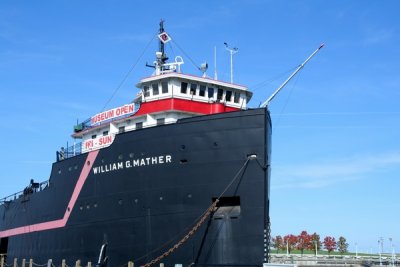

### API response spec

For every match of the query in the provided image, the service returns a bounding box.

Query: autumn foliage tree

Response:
[274,232,347,255]
[311,232,322,255]
[323,236,337,254]
[284,234,298,254]
[272,235,284,253]
[296,231,313,255]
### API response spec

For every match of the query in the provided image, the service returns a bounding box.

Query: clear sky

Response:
[1,0,399,254]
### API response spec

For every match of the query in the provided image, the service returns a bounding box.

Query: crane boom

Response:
[260,44,324,108]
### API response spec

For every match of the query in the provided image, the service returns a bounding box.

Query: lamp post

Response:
[355,242,358,258]
[313,240,318,257]
[389,238,395,267]
[378,237,383,266]
[224,42,238,83]
[286,239,289,258]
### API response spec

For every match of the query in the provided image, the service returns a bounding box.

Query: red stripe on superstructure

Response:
[0,150,99,238]
[134,98,238,116]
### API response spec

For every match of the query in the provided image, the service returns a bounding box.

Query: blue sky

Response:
[1,1,399,254]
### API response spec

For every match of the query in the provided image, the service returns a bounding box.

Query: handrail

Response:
[0,180,49,205]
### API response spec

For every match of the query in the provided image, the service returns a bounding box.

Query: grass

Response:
[270,249,378,257]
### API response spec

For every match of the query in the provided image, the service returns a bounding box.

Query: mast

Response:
[260,44,324,108]
[158,20,168,66]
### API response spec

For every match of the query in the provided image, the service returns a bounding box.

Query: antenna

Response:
[214,46,218,80]
[224,42,239,83]
[260,44,325,108]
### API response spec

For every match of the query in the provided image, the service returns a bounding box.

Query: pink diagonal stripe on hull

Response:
[0,150,99,238]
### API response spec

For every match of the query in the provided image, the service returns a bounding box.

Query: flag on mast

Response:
[158,32,171,43]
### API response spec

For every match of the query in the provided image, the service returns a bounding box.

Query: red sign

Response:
[158,32,171,44]
[91,104,135,125]
[83,135,114,152]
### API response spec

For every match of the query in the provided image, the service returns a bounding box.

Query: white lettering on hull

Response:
[92,154,172,175]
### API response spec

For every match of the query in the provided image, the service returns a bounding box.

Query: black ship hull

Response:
[0,108,271,267]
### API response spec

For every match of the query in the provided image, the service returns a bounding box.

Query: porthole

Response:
[87,161,91,166]
[118,154,123,160]
[94,203,98,208]
[74,165,78,170]
[134,199,139,204]
[101,158,105,163]
[68,167,72,172]
[58,169,62,174]
[181,145,186,150]
[86,204,90,210]
[187,194,192,198]
[129,153,134,158]
[80,205,83,211]
[159,196,163,201]
[118,199,123,205]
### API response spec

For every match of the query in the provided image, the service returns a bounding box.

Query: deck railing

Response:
[0,180,49,205]
[0,257,136,267]
[56,142,82,161]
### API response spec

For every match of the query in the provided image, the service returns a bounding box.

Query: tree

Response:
[296,231,312,255]
[283,234,298,254]
[323,236,337,254]
[272,235,284,253]
[311,232,322,255]
[337,236,349,254]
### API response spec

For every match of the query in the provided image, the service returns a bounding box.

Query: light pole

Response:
[355,242,358,258]
[313,240,318,257]
[224,42,238,83]
[389,238,395,267]
[378,237,383,266]
[286,239,289,258]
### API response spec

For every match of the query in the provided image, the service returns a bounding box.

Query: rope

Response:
[100,33,156,112]
[140,157,251,267]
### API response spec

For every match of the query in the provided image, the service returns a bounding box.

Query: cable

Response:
[273,69,302,127]
[100,33,156,112]
[171,39,200,70]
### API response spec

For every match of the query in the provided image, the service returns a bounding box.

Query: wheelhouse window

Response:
[199,85,206,97]
[190,84,197,95]
[226,90,232,102]
[181,82,188,94]
[143,86,150,97]
[161,81,168,94]
[102,131,108,136]
[217,88,224,101]
[234,92,240,103]
[91,134,97,139]
[152,83,159,95]
[136,122,143,129]
[208,87,214,98]
[118,126,125,133]
[157,118,165,125]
